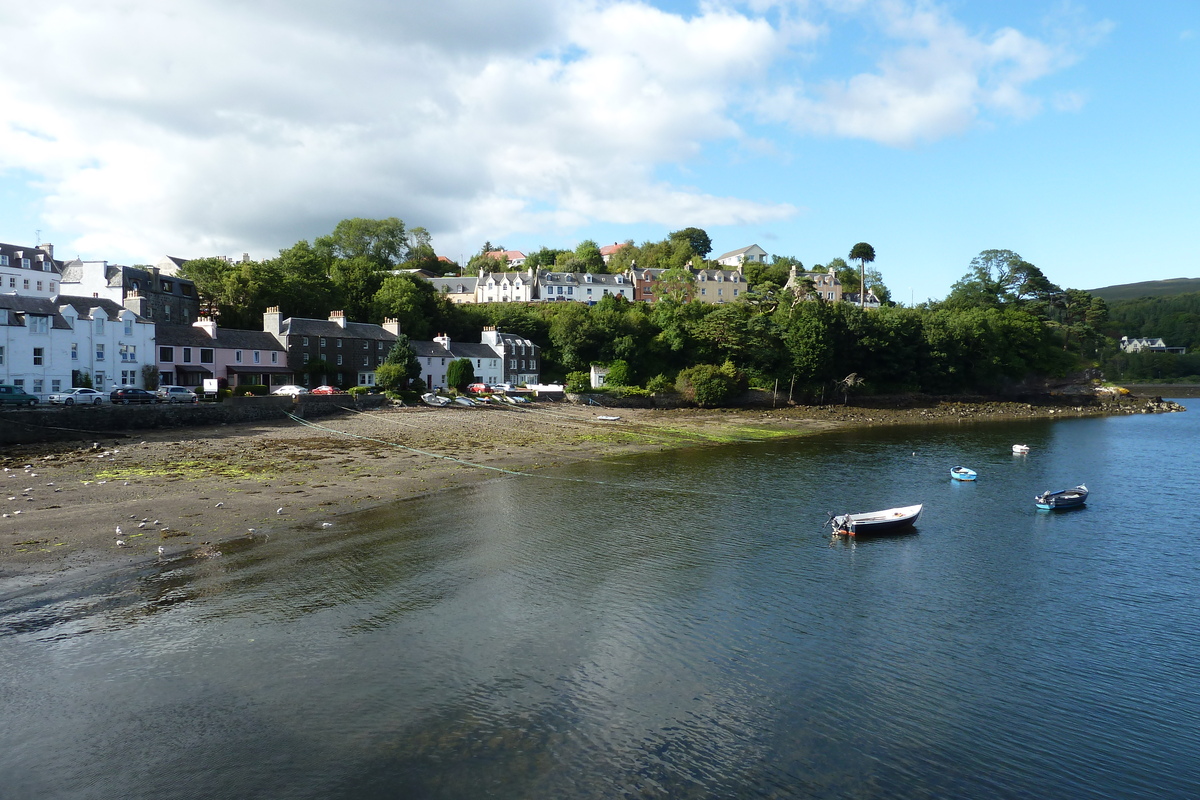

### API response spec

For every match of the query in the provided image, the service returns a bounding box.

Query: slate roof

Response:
[714,244,764,262]
[281,317,398,342]
[56,295,150,323]
[156,325,286,351]
[411,340,500,360]
[427,276,478,294]
[0,295,73,329]
[0,242,61,275]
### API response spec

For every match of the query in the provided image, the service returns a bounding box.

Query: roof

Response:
[600,242,630,255]
[714,244,765,261]
[157,325,286,350]
[427,277,478,293]
[56,295,150,323]
[281,317,398,342]
[411,339,502,360]
[0,295,73,329]
[0,242,62,275]
[484,250,527,261]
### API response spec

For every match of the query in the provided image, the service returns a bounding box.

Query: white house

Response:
[714,244,768,268]
[0,295,74,398]
[477,269,536,303]
[1,242,61,298]
[537,271,633,304]
[1119,336,1185,354]
[411,329,540,390]
[56,297,156,392]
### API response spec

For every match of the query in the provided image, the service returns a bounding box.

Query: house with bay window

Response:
[156,319,290,389]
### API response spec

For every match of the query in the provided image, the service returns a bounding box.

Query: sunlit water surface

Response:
[2,406,1199,799]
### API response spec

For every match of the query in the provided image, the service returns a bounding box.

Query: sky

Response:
[1,0,1196,304]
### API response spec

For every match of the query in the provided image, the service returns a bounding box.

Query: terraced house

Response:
[262,308,399,389]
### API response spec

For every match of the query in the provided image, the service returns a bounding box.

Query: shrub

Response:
[217,388,233,402]
[675,361,747,407]
[232,384,269,396]
[566,371,591,393]
[348,386,370,397]
[646,374,675,394]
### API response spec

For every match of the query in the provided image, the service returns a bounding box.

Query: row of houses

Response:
[2,240,541,397]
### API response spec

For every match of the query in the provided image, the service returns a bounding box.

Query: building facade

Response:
[58,260,201,325]
[262,308,399,388]
[157,319,291,389]
[0,242,61,298]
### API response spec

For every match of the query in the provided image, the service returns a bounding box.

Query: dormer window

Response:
[162,280,173,292]
[584,274,592,283]
[615,275,624,284]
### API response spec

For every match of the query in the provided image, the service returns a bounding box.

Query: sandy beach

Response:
[0,394,1183,580]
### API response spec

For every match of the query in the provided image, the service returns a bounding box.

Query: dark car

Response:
[0,384,39,407]
[110,387,157,405]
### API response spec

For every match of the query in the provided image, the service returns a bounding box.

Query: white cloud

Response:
[0,0,1095,262]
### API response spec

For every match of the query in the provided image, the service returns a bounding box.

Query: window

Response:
[120,344,136,362]
[182,347,192,363]
[7,277,13,288]
[161,280,173,292]
[363,357,369,366]
[363,341,369,350]
[121,370,136,385]
[36,281,43,291]
[271,352,278,364]
[23,279,30,290]
[163,305,171,321]
[124,319,134,336]
[50,282,56,293]
[182,284,193,296]
[160,347,174,362]
[29,315,50,334]
[253,351,260,364]
[13,379,23,388]
[235,350,243,363]
[200,349,213,363]
[96,343,105,361]
[319,338,326,347]
[0,255,7,265]
[131,280,140,292]
[0,309,6,324]
[21,258,30,268]
[303,353,310,364]
[71,343,78,361]
[51,379,61,393]
[95,317,104,334]
[302,337,309,346]
[33,379,43,394]
[0,345,4,364]
[378,341,384,350]
[336,339,342,348]
[33,347,45,366]
[336,355,343,365]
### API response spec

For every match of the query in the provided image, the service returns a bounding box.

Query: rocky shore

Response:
[0,392,1184,581]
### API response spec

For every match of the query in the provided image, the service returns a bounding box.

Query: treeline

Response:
[1100,291,1200,352]
[181,220,1102,399]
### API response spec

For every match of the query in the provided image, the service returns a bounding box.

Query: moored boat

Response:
[1035,484,1088,510]
[828,504,922,537]
[1012,444,1030,454]
[950,466,977,481]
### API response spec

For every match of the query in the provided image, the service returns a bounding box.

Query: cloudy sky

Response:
[1,0,1196,302]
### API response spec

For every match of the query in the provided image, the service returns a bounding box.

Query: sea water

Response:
[1,406,1198,799]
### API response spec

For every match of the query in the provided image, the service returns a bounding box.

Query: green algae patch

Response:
[95,461,269,481]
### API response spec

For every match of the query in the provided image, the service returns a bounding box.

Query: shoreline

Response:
[0,395,1184,582]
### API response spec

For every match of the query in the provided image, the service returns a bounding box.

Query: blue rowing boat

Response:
[950,466,977,481]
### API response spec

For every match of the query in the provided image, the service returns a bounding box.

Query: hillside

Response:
[1089,277,1200,302]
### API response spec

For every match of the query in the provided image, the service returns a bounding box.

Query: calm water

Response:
[2,406,1199,799]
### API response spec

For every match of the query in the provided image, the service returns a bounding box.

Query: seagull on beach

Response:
[157,546,165,557]
[321,522,333,528]
[215,502,224,508]
[277,508,284,514]
[116,540,126,547]
[115,526,122,535]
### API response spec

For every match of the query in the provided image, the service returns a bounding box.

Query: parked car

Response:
[48,387,107,405]
[310,385,346,395]
[156,385,199,403]
[110,387,157,405]
[0,384,39,406]
[272,385,309,396]
[467,383,490,394]
[492,383,514,393]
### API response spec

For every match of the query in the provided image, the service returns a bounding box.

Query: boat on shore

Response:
[950,466,977,481]
[828,504,923,537]
[1035,485,1088,510]
[453,396,477,407]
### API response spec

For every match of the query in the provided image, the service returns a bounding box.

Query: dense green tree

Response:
[675,361,745,406]
[574,240,605,273]
[374,274,442,339]
[375,334,423,390]
[446,358,476,391]
[315,217,409,269]
[524,247,571,270]
[944,249,1060,310]
[669,227,713,259]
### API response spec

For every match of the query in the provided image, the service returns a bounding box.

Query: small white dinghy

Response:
[1012,444,1030,454]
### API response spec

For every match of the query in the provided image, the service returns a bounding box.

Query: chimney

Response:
[329,310,347,328]
[433,333,451,350]
[382,317,401,336]
[38,243,54,259]
[123,293,149,318]
[193,317,217,338]
[263,306,283,337]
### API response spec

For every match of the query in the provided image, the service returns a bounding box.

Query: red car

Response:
[311,385,346,395]
[467,383,490,394]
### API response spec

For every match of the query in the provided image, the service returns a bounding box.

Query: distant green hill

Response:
[1089,278,1200,302]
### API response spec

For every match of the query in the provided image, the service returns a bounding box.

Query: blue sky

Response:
[1,1,1196,303]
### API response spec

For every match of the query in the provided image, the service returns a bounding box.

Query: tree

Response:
[446,358,476,391]
[574,240,605,273]
[837,372,865,404]
[944,250,1060,310]
[669,227,713,259]
[848,243,876,308]
[374,274,441,340]
[315,218,409,269]
[375,334,423,390]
